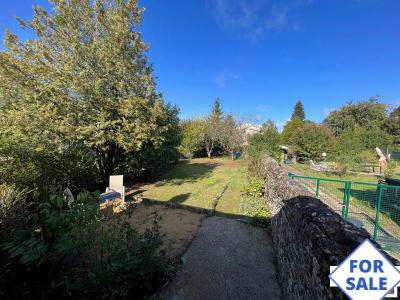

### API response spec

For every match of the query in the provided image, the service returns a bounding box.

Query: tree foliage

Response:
[247,122,281,159]
[220,115,245,159]
[336,125,393,167]
[291,100,305,121]
[179,101,244,159]
[291,123,337,161]
[204,99,224,158]
[0,0,180,191]
[0,192,170,298]
[281,117,304,144]
[178,100,245,159]
[324,98,387,136]
[383,106,400,137]
[179,118,207,158]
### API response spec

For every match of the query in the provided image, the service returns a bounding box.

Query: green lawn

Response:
[287,162,382,184]
[140,157,247,215]
[287,162,400,253]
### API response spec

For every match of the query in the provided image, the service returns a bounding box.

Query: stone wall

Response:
[262,156,398,299]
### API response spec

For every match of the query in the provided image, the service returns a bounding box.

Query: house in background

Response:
[240,123,262,140]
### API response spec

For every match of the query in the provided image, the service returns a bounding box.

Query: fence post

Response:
[316,179,320,197]
[344,182,352,220]
[341,182,348,219]
[373,185,383,241]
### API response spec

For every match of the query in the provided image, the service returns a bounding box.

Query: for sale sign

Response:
[329,239,400,299]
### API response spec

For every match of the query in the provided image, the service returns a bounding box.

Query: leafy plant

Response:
[76,191,100,205]
[324,98,388,136]
[242,177,265,198]
[291,123,337,162]
[1,193,171,299]
[64,210,172,299]
[247,158,265,179]
[384,161,397,178]
[0,183,27,235]
[359,150,377,164]
[281,117,303,144]
[179,118,207,158]
[239,195,270,227]
[0,0,181,194]
[2,195,98,267]
[247,123,281,159]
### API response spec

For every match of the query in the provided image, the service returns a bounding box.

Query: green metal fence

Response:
[288,172,400,253]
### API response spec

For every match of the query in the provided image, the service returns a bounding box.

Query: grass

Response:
[140,157,247,216]
[287,162,400,255]
[287,162,382,184]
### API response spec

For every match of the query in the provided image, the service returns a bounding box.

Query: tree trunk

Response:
[205,140,214,159]
[96,144,118,185]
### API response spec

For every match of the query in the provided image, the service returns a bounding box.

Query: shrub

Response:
[239,196,270,227]
[241,161,270,227]
[281,117,304,143]
[291,123,337,162]
[60,206,171,299]
[1,195,171,299]
[335,126,393,169]
[384,161,397,178]
[0,137,99,200]
[178,119,206,158]
[0,184,27,234]
[242,177,265,197]
[359,150,377,164]
[324,98,388,136]
[247,125,281,159]
[247,158,265,179]
[76,191,100,205]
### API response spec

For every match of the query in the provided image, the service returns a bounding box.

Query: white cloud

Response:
[208,0,314,40]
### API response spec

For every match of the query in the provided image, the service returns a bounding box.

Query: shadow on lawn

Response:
[168,193,191,204]
[141,195,260,226]
[153,161,219,186]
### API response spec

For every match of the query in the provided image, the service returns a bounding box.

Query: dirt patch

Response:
[101,200,204,263]
[129,202,204,262]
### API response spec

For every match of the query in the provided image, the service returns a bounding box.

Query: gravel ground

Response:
[156,216,281,300]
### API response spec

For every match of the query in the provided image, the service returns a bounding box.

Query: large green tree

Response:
[204,99,224,158]
[179,118,207,158]
[247,121,281,159]
[291,124,337,161]
[324,98,387,136]
[220,115,244,159]
[291,100,305,121]
[281,117,304,144]
[384,106,400,137]
[336,125,393,166]
[0,0,180,189]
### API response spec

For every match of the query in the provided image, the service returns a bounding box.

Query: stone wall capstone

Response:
[262,156,399,299]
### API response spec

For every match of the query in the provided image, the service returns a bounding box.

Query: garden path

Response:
[156,216,281,300]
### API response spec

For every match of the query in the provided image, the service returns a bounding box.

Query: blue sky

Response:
[1,1,400,129]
